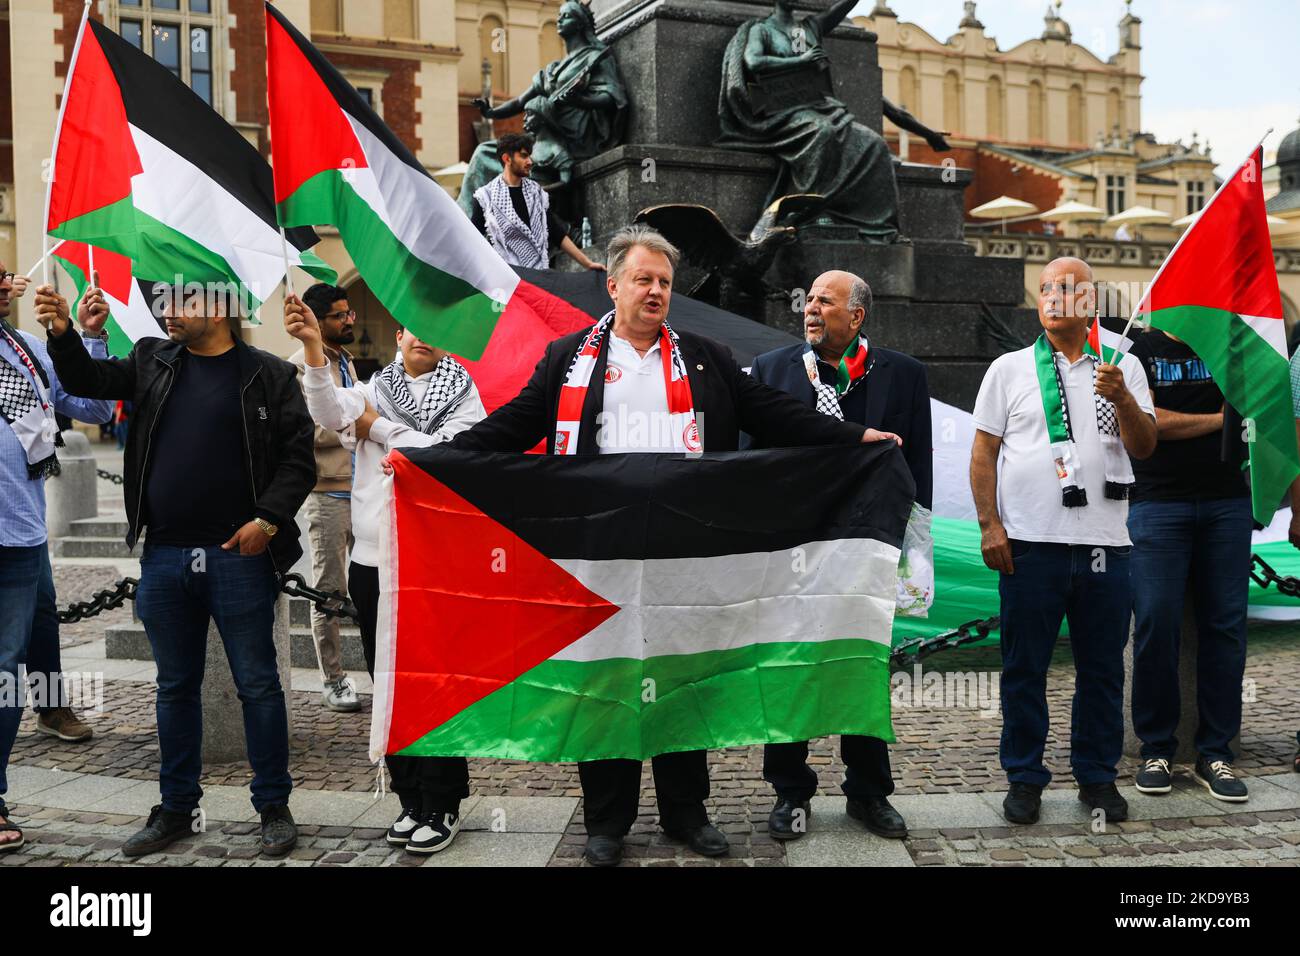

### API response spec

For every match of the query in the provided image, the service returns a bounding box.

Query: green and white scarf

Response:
[1032,333,1133,507]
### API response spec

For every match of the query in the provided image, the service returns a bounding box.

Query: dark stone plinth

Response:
[913,253,1026,307]
[592,0,882,149]
[896,162,975,255]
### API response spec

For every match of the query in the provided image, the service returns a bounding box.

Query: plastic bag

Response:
[895,503,934,617]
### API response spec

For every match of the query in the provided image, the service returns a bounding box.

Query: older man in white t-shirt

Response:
[970,257,1156,827]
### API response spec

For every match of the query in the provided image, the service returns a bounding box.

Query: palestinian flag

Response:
[266,3,517,360]
[371,444,914,762]
[1135,146,1299,525]
[45,13,332,312]
[1085,320,1132,365]
[51,241,162,358]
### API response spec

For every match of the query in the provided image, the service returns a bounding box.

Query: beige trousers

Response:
[305,492,353,682]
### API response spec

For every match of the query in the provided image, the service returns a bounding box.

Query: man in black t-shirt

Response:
[1126,329,1252,803]
[468,132,604,272]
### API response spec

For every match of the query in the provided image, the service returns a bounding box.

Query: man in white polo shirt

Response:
[970,257,1156,826]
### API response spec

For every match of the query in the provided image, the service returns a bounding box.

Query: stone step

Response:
[52,536,136,558]
[106,623,367,671]
[66,515,130,538]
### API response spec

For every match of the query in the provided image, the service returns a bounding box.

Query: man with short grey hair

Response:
[746,268,931,841]
[451,227,902,865]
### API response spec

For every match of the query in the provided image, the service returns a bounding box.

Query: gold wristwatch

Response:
[254,518,279,538]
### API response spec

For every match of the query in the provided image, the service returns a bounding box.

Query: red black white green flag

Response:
[370,443,913,762]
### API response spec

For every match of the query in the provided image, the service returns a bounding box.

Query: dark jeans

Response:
[135,543,292,814]
[578,750,710,837]
[350,562,469,815]
[999,540,1131,787]
[27,548,66,714]
[1129,497,1251,763]
[764,735,894,803]
[0,544,43,801]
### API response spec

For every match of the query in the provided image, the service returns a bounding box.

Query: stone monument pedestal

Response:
[45,429,98,540]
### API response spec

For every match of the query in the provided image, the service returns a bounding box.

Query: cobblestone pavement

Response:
[8,559,1297,867]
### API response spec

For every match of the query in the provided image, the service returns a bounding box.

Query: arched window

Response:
[898,65,918,112]
[1027,79,1045,142]
[1068,84,1085,145]
[1106,88,1122,137]
[943,70,964,136]
[480,15,508,96]
[539,19,563,67]
[985,74,1004,140]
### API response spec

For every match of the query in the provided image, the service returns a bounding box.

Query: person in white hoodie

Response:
[284,294,485,856]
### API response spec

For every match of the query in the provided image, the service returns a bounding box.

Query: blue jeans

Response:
[1128,498,1252,763]
[135,543,291,813]
[0,544,44,803]
[999,540,1132,787]
[26,549,66,713]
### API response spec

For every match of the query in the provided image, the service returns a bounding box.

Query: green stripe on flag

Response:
[53,252,134,359]
[1148,305,1300,525]
[279,169,502,360]
[395,639,894,762]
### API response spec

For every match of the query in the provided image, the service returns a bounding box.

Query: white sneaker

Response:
[322,676,362,713]
[386,808,420,846]
[405,812,461,855]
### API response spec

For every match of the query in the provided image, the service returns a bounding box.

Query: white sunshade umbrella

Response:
[1040,200,1105,222]
[1174,210,1291,234]
[1107,205,1171,227]
[969,195,1040,233]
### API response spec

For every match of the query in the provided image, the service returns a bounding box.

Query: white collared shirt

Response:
[596,334,683,454]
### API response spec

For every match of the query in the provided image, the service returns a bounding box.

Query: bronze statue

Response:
[458,0,627,216]
[716,0,906,242]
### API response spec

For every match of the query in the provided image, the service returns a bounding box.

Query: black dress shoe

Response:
[259,804,298,857]
[122,805,194,858]
[768,798,812,841]
[665,823,730,857]
[846,797,908,839]
[1078,782,1129,823]
[584,834,624,867]
[1003,782,1043,825]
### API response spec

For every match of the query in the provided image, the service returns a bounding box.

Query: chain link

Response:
[96,469,125,485]
[1250,554,1300,599]
[890,615,1000,667]
[277,572,359,621]
[56,577,139,624]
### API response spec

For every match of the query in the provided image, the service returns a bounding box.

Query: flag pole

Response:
[1110,130,1275,363]
[279,227,295,297]
[39,0,93,289]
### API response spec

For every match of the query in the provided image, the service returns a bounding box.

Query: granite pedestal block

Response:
[45,430,98,541]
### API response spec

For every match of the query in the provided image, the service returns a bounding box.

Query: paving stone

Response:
[784,831,912,867]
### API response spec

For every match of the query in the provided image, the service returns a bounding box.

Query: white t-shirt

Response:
[596,334,682,454]
[972,344,1154,547]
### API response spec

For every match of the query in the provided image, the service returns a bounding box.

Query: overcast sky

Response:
[850,0,1300,175]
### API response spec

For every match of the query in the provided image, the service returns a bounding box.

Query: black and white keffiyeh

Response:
[474,175,550,269]
[371,354,472,436]
[0,319,62,479]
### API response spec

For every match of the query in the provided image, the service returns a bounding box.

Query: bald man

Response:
[746,269,931,841]
[971,257,1156,827]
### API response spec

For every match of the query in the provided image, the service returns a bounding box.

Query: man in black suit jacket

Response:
[450,227,901,866]
[746,269,932,842]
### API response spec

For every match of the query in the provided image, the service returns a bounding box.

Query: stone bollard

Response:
[201,593,295,764]
[45,429,98,540]
[1123,586,1241,764]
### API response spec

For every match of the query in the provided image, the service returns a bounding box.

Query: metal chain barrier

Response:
[1249,554,1300,600]
[890,616,1000,667]
[277,572,359,622]
[54,572,359,622]
[96,469,125,485]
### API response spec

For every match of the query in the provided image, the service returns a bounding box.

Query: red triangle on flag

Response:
[384,451,621,755]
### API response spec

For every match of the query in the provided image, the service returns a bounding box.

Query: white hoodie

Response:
[301,361,485,566]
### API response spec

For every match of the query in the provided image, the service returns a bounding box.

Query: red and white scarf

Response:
[554,311,699,455]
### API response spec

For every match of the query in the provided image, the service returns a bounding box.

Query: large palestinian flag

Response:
[371,444,914,762]
[265,3,517,360]
[1135,146,1298,525]
[45,13,332,312]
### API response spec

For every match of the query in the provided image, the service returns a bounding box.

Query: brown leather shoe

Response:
[35,708,93,743]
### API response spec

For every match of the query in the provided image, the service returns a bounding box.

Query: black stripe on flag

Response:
[87,19,320,255]
[263,2,428,179]
[397,443,915,562]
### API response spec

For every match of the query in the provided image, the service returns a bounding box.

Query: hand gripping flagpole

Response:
[38,0,93,290]
[1109,130,1275,365]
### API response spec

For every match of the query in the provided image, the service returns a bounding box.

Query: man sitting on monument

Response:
[745,269,931,842]
[469,132,604,273]
[717,0,902,242]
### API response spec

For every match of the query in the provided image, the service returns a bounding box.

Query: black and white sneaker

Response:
[405,812,461,855]
[1134,757,1173,794]
[386,808,420,846]
[1193,757,1249,802]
